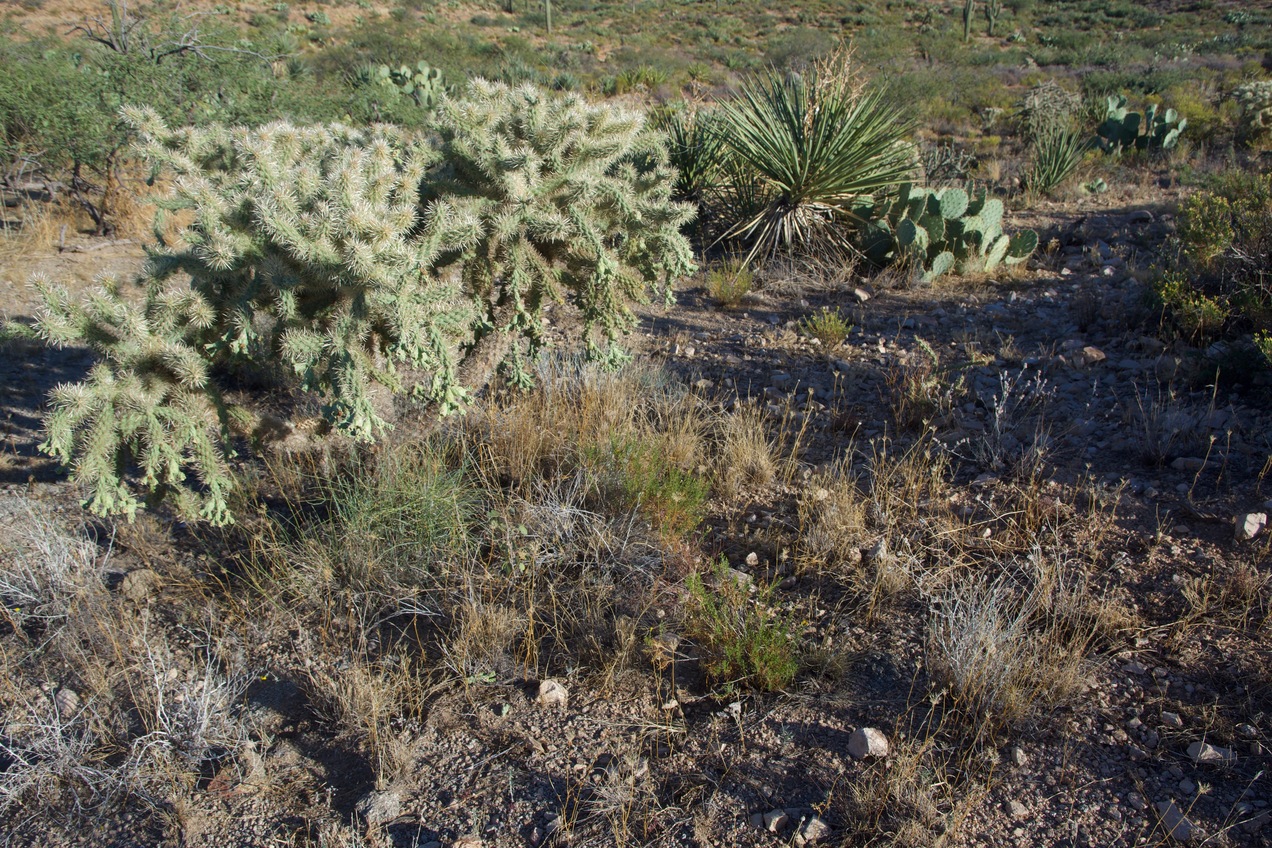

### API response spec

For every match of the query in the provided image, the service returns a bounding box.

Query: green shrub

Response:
[583,434,709,540]
[27,82,695,524]
[1152,173,1272,356]
[705,258,755,308]
[798,307,852,348]
[685,560,799,693]
[1024,124,1093,196]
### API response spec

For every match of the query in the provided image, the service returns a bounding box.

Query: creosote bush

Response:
[28,81,695,525]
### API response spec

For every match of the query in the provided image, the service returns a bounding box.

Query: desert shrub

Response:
[1152,172,1272,355]
[25,82,695,525]
[705,258,755,308]
[685,560,799,693]
[583,433,709,540]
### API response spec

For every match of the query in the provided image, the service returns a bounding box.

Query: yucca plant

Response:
[1024,124,1092,197]
[716,51,918,265]
[654,105,726,205]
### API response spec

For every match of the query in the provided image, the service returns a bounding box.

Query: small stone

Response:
[796,815,832,846]
[1235,512,1267,541]
[53,686,81,716]
[1161,711,1183,728]
[1236,723,1258,739]
[1156,799,1196,842]
[848,727,889,760]
[1170,457,1206,472]
[538,679,569,709]
[852,287,871,303]
[1010,745,1028,767]
[745,551,760,567]
[1080,346,1106,365]
[1123,661,1148,675]
[1128,792,1147,811]
[1188,741,1235,765]
[1179,778,1197,795]
[453,837,484,848]
[120,568,161,603]
[764,809,790,832]
[1006,799,1029,819]
[355,788,402,824]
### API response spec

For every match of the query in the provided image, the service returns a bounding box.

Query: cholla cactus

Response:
[34,82,695,525]
[34,278,236,524]
[1233,80,1272,142]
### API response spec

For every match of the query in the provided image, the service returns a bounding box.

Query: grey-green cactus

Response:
[861,185,1037,282]
[1097,96,1186,154]
[353,60,448,111]
[1233,80,1272,143]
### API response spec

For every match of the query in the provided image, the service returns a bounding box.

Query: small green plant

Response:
[685,560,799,693]
[705,259,754,308]
[584,434,709,540]
[1096,95,1187,154]
[859,185,1037,281]
[798,306,852,347]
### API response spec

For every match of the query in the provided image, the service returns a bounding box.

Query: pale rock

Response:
[1188,740,1235,765]
[120,568,161,603]
[355,787,402,824]
[53,686,80,716]
[796,815,832,846]
[764,809,790,832]
[1235,512,1267,541]
[1006,799,1029,819]
[848,727,889,759]
[1161,711,1183,728]
[538,679,569,709]
[852,287,871,303]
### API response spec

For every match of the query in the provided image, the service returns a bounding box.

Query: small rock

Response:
[1235,512,1267,541]
[1123,661,1148,675]
[1156,799,1197,843]
[764,809,790,832]
[1009,745,1028,767]
[745,551,760,567]
[796,815,832,846]
[538,679,569,709]
[862,538,887,564]
[1079,346,1106,365]
[852,287,871,303]
[1188,741,1235,765]
[355,787,402,824]
[848,727,889,760]
[1161,711,1183,728]
[120,568,161,603]
[1170,457,1206,472]
[1006,799,1029,819]
[52,686,81,716]
[453,837,484,848]
[1179,778,1197,795]
[1127,792,1147,811]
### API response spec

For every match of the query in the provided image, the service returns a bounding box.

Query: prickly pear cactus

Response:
[353,60,448,111]
[1233,80,1272,143]
[860,184,1036,281]
[1098,95,1186,154]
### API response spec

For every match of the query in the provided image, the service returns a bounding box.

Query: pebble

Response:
[355,787,402,824]
[538,679,569,709]
[1161,711,1183,728]
[848,727,889,759]
[1155,799,1196,843]
[1188,740,1236,765]
[764,809,790,832]
[1235,512,1267,541]
[796,815,832,845]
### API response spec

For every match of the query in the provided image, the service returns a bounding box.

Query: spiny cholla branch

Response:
[35,82,696,525]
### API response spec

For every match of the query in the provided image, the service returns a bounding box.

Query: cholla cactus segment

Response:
[426,80,696,365]
[34,278,235,525]
[1233,80,1272,141]
[129,110,472,442]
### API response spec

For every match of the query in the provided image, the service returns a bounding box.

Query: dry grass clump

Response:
[0,501,254,824]
[714,401,780,499]
[926,546,1101,735]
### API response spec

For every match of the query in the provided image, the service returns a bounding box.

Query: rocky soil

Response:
[1,195,1270,847]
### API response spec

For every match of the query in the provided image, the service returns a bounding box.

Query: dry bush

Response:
[715,402,779,499]
[800,465,870,569]
[927,547,1100,734]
